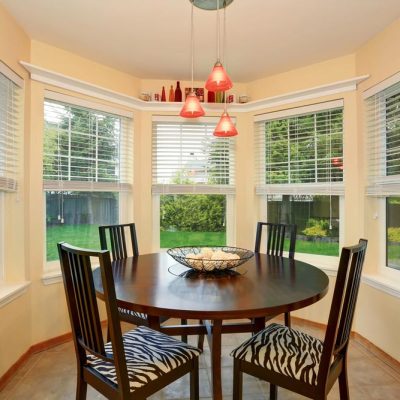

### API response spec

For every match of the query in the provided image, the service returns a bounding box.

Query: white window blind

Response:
[255,102,344,195]
[365,80,400,196]
[152,117,235,194]
[0,63,23,192]
[43,98,133,192]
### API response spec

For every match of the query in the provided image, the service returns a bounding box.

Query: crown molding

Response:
[20,61,368,113]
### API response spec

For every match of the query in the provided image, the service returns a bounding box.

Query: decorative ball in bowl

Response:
[167,246,254,272]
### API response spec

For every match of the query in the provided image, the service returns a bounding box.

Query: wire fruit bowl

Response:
[167,246,254,272]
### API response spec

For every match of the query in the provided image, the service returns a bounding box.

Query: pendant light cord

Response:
[191,1,194,91]
[216,0,220,62]
[223,3,227,112]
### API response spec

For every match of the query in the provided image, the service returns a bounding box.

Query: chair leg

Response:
[338,356,350,400]
[270,383,277,400]
[181,319,188,343]
[190,358,200,400]
[76,371,87,400]
[232,359,243,400]
[284,312,291,328]
[197,320,204,351]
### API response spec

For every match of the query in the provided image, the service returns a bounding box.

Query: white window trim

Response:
[254,99,344,122]
[0,60,24,88]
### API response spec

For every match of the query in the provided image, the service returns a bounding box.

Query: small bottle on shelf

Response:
[174,81,182,102]
[169,85,175,102]
[161,86,166,102]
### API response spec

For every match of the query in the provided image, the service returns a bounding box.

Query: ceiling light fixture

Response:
[180,1,205,118]
[202,0,233,92]
[191,0,237,137]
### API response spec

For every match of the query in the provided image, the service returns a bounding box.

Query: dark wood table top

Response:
[94,252,329,320]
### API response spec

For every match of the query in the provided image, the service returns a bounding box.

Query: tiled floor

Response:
[1,318,400,399]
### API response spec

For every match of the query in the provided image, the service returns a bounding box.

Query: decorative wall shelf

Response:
[21,61,368,113]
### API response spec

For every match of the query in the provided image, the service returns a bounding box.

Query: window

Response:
[152,116,235,248]
[0,62,23,279]
[0,62,23,192]
[366,79,400,270]
[43,95,133,263]
[255,101,344,256]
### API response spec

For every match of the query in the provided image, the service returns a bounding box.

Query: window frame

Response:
[0,61,24,287]
[42,92,134,272]
[255,100,345,260]
[151,116,236,250]
[364,76,400,274]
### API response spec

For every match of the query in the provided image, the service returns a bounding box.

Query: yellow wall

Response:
[0,5,31,378]
[247,54,357,100]
[1,2,400,381]
[31,40,141,97]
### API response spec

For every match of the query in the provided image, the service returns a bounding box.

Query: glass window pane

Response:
[46,191,119,261]
[267,195,340,256]
[387,197,400,270]
[160,194,226,248]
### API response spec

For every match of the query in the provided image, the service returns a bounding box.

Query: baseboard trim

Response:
[0,332,72,391]
[0,321,107,392]
[291,315,400,371]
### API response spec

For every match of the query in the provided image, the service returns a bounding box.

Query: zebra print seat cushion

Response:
[118,307,147,321]
[231,323,323,386]
[87,325,201,392]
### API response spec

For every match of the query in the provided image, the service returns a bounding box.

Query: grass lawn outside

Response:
[388,243,400,270]
[47,224,102,261]
[46,225,340,262]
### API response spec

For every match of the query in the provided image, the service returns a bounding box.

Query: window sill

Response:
[0,281,31,308]
[294,252,339,276]
[362,274,400,298]
[42,270,63,285]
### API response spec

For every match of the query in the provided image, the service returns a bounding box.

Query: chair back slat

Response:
[58,242,131,394]
[59,244,106,356]
[317,239,368,386]
[99,223,139,261]
[255,222,297,259]
[335,240,367,353]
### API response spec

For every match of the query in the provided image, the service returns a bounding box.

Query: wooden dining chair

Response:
[99,223,188,342]
[58,242,201,400]
[254,221,297,259]
[231,239,368,400]
[255,221,297,327]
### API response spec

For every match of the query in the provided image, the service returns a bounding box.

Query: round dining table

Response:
[94,252,329,400]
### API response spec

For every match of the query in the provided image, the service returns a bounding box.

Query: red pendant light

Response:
[180,2,205,119]
[205,61,233,92]
[213,111,237,137]
[180,91,205,118]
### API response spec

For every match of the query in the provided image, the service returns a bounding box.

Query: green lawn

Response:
[161,231,339,255]
[46,225,340,261]
[160,231,226,248]
[47,224,102,261]
[388,243,400,270]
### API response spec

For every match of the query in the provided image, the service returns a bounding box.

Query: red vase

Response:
[161,86,166,102]
[174,81,182,102]
[207,91,215,103]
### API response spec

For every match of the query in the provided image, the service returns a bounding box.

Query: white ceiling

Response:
[2,0,400,82]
